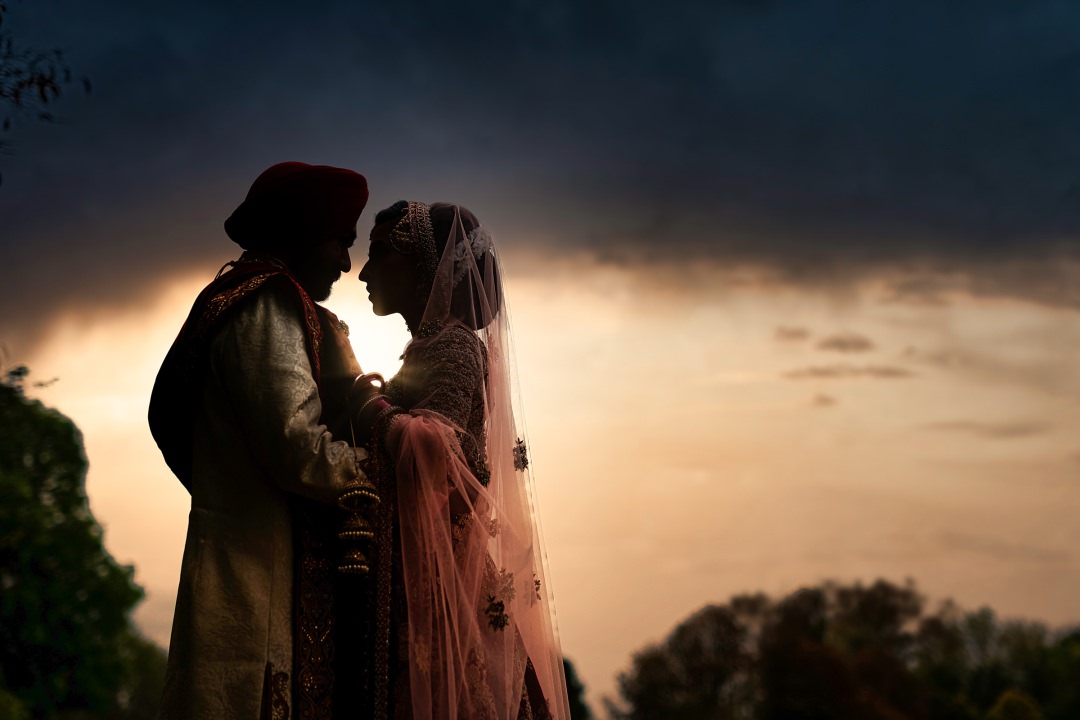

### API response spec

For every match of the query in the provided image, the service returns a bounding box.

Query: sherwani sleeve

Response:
[209,283,363,503]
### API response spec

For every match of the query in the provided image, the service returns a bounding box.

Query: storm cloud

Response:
[4,0,1080,353]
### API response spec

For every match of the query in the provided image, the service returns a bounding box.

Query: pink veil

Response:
[382,204,571,720]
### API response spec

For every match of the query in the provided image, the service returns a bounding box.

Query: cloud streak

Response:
[817,333,875,353]
[937,531,1067,564]
[923,420,1053,439]
[775,326,811,342]
[784,364,915,380]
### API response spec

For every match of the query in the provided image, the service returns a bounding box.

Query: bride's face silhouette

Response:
[358,224,424,319]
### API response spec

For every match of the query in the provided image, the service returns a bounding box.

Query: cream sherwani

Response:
[157,284,363,719]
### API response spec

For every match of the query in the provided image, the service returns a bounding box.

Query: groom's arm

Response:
[210,283,365,503]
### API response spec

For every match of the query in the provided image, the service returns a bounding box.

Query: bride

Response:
[338,201,571,720]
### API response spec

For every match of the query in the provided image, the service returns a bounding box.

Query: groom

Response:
[149,162,374,719]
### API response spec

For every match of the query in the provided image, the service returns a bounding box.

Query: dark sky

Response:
[4,0,1080,353]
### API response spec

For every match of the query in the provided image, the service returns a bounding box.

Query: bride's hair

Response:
[373,200,408,227]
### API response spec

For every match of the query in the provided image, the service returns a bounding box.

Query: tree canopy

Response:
[564,657,594,720]
[607,579,1080,720]
[0,366,164,719]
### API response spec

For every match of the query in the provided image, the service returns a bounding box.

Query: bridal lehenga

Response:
[336,202,571,720]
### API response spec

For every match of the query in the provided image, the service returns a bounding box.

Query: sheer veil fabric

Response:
[382,204,571,720]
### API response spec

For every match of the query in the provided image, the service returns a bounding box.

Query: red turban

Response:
[224,162,369,250]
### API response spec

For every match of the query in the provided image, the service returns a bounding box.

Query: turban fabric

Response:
[225,162,369,250]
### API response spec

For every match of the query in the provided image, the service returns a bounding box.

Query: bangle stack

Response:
[356,393,388,419]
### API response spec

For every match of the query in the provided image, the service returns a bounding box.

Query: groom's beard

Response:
[309,276,338,302]
[292,269,339,302]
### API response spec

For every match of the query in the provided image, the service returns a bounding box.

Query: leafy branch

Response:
[0,0,90,156]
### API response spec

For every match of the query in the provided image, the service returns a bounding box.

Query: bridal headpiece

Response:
[389,201,438,283]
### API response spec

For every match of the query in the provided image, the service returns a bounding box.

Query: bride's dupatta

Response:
[373,203,570,720]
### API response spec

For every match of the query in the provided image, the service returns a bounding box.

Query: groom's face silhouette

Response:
[285,230,356,302]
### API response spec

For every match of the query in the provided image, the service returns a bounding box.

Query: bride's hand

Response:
[348,373,391,433]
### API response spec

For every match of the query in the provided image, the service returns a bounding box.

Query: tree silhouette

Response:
[608,604,753,720]
[563,658,594,720]
[0,366,164,719]
[0,1,90,181]
[608,579,1080,720]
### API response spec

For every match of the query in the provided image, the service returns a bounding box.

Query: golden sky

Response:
[22,254,1080,709]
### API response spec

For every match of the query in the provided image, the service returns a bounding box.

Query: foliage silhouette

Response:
[0,366,165,719]
[0,1,90,185]
[608,579,1080,720]
[564,657,594,719]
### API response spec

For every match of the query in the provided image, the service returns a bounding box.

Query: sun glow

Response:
[327,279,411,379]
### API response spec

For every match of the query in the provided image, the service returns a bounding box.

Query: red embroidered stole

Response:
[149,261,323,488]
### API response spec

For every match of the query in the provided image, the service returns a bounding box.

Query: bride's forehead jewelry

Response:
[389,201,437,281]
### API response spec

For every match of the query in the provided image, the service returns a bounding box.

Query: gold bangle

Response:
[374,405,405,435]
[352,372,386,393]
[356,393,388,420]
